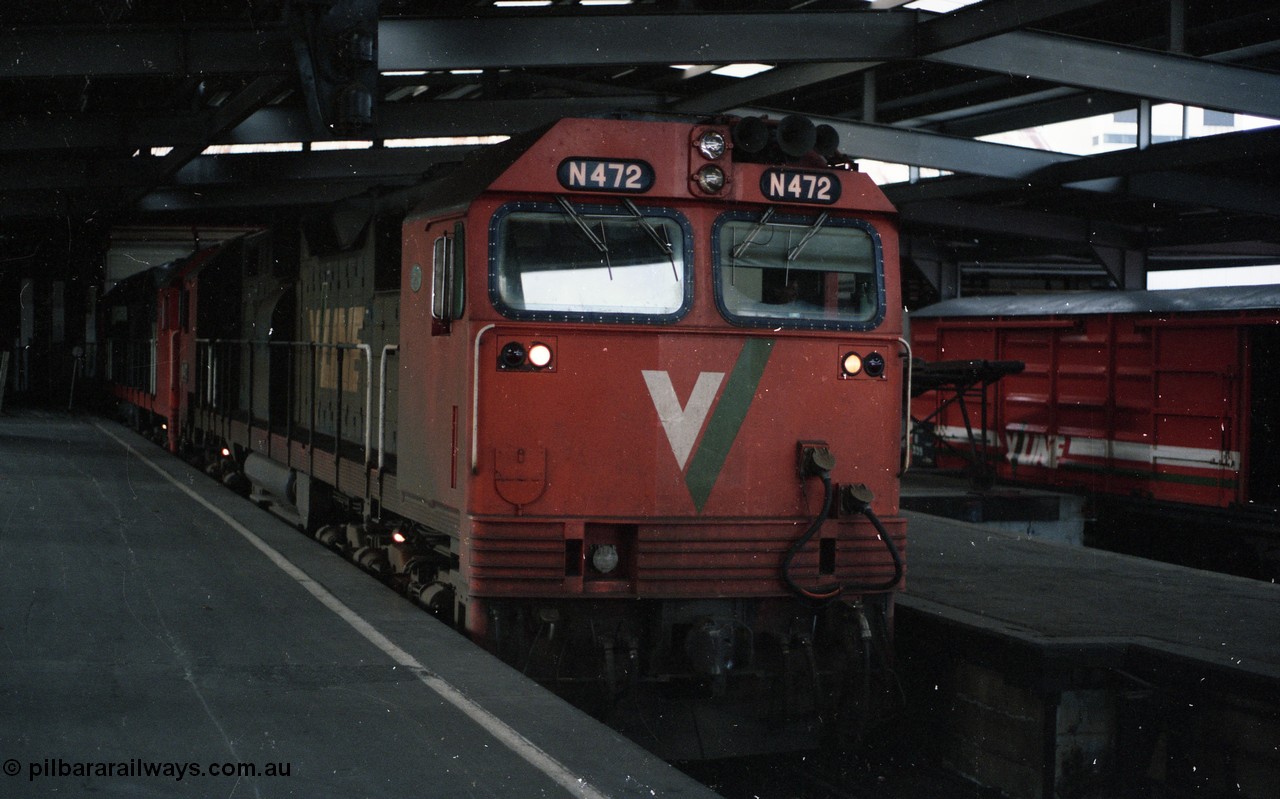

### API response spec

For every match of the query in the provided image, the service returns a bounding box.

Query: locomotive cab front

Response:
[396,115,907,757]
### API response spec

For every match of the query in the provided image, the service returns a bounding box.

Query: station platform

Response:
[0,410,718,798]
[899,506,1280,678]
[895,507,1280,799]
[901,470,1086,545]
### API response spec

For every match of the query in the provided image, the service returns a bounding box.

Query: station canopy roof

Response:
[2,0,1279,295]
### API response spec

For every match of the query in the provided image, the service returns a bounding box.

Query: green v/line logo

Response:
[642,338,775,512]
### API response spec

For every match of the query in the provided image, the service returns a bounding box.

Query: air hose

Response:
[781,473,841,602]
[780,464,905,603]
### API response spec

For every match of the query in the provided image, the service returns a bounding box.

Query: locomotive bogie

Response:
[478,592,894,758]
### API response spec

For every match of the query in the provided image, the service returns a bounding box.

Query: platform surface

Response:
[0,410,719,798]
[900,508,1280,681]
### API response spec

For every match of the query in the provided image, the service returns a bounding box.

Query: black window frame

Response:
[711,210,887,332]
[487,200,694,326]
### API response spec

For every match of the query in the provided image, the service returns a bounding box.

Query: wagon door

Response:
[1151,325,1241,508]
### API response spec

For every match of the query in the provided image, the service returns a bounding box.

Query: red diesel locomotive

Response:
[910,286,1280,576]
[100,244,227,452]
[107,115,909,756]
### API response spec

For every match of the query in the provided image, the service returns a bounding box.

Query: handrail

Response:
[471,324,496,474]
[378,344,399,472]
[357,343,372,467]
[898,336,913,476]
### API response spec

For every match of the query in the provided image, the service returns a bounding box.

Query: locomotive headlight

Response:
[527,342,553,369]
[590,544,619,574]
[392,531,407,544]
[696,130,727,160]
[695,165,726,194]
[841,351,863,377]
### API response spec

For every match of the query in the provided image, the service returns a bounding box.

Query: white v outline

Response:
[641,370,725,470]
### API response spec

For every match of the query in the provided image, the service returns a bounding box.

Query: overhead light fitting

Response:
[711,64,774,79]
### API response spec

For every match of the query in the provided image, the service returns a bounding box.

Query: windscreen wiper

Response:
[622,199,678,281]
[787,212,829,262]
[556,196,609,254]
[731,207,776,259]
[622,199,673,256]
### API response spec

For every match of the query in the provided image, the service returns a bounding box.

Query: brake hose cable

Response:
[780,468,905,603]
[781,473,842,602]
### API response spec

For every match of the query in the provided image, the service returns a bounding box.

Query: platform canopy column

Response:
[1091,245,1147,290]
[905,237,961,300]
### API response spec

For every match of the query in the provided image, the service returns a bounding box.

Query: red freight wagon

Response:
[910,286,1280,573]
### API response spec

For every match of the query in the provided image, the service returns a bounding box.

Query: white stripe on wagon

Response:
[931,425,1240,472]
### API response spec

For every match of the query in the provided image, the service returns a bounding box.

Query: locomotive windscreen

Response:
[493,205,688,318]
[715,212,881,329]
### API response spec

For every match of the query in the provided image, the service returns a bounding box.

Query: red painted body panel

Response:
[912,309,1256,508]
[485,119,896,215]
[105,282,183,451]
[471,330,902,517]
[463,327,906,598]
[399,117,906,605]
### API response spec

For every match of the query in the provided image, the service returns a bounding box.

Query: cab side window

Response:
[431,222,465,335]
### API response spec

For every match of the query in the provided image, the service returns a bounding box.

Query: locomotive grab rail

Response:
[471,324,497,474]
[898,336,913,476]
[378,344,399,472]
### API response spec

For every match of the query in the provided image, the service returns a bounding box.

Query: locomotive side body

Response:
[190,222,402,522]
[101,270,169,440]
[101,247,225,452]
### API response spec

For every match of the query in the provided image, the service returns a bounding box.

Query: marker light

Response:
[161,422,168,431]
[528,342,553,368]
[841,352,863,377]
[696,130,727,160]
[220,447,232,458]
[392,531,407,544]
[590,544,620,574]
[864,352,886,377]
[695,165,726,193]
[499,341,527,369]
